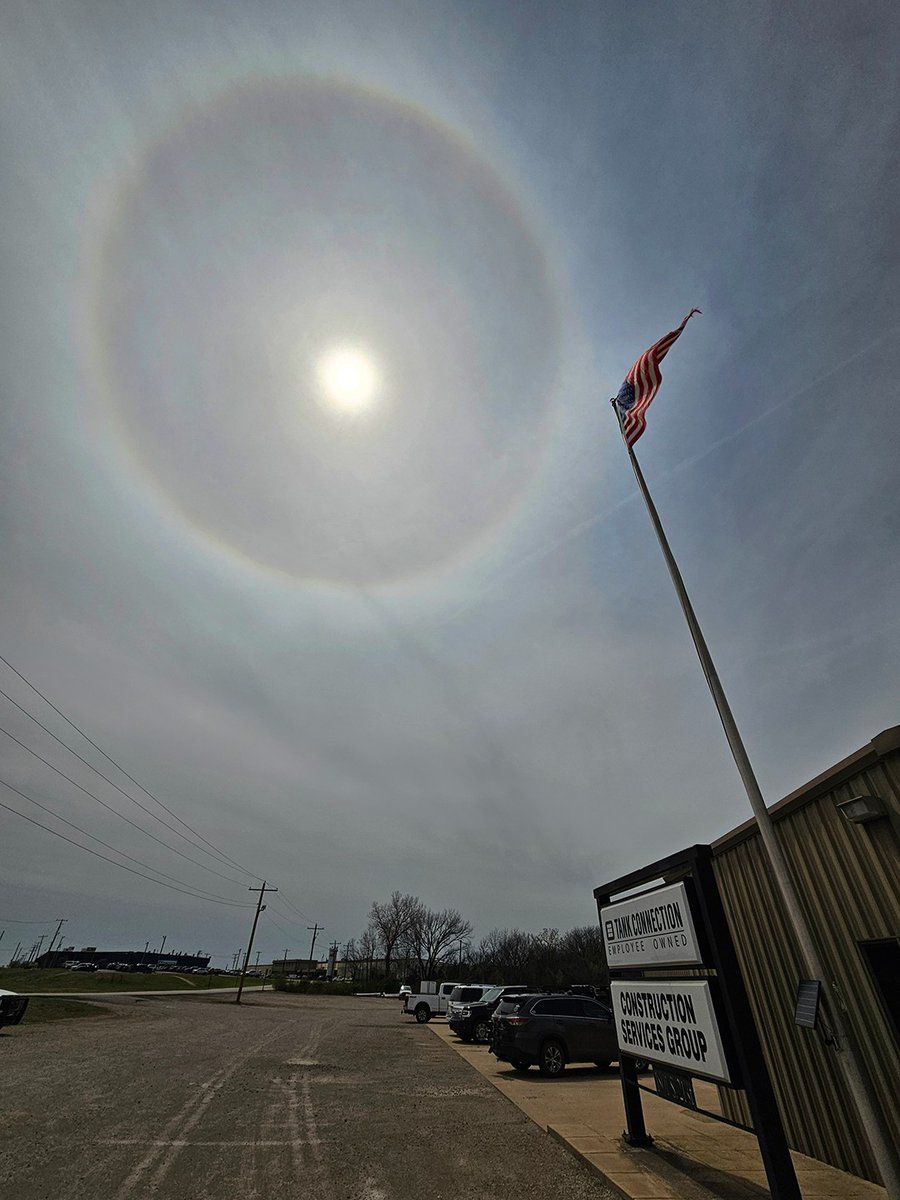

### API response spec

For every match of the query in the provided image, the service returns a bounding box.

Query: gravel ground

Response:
[0,991,613,1200]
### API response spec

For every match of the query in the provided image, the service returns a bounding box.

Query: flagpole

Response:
[618,419,900,1195]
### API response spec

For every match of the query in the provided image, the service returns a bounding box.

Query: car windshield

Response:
[480,986,503,1003]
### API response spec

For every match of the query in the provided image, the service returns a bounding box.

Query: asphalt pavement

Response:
[0,991,614,1200]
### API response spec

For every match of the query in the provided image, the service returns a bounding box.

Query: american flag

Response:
[611,309,700,448]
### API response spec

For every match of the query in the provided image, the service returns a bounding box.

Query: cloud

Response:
[1,1,898,960]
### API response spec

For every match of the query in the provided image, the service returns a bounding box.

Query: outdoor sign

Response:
[610,979,732,1084]
[653,1066,697,1110]
[600,881,702,967]
[596,845,801,1200]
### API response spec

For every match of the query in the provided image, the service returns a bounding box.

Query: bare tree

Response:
[358,924,380,981]
[369,891,420,979]
[405,906,473,978]
[342,938,358,979]
[502,928,537,976]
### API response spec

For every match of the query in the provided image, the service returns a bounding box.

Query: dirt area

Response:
[0,991,613,1199]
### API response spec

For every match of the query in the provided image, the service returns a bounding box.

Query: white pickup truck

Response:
[403,981,461,1023]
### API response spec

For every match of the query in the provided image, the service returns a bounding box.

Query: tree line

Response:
[344,891,609,991]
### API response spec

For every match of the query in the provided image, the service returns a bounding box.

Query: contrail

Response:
[445,324,899,623]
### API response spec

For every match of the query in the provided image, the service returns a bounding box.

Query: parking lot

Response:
[0,991,614,1200]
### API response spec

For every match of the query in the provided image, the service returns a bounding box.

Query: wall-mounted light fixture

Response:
[836,794,886,825]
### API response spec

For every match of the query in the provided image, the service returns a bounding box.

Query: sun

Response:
[315,345,380,414]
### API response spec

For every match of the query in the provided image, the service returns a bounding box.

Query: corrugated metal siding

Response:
[712,748,900,1182]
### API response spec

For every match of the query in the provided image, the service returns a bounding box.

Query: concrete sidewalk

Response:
[425,1020,887,1200]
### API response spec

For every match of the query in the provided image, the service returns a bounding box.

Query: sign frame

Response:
[594,843,802,1200]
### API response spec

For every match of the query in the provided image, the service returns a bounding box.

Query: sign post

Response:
[596,844,801,1200]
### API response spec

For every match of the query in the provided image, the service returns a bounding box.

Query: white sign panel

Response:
[611,980,732,1084]
[601,882,702,967]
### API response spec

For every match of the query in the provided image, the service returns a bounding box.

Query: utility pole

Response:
[46,918,67,960]
[11,941,22,966]
[307,924,322,970]
[158,935,166,965]
[236,881,277,1004]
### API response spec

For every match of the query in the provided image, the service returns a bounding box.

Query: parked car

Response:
[69,962,97,972]
[446,984,493,1022]
[402,981,461,1023]
[568,983,611,1004]
[448,985,533,1043]
[490,992,627,1077]
[0,989,29,1030]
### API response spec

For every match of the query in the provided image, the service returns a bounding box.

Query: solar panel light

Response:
[836,793,886,824]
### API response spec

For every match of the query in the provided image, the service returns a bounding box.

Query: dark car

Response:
[568,983,611,1005]
[490,992,621,1076]
[0,989,30,1029]
[448,985,534,1043]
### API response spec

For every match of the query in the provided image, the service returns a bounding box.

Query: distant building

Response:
[36,948,210,971]
[268,958,318,976]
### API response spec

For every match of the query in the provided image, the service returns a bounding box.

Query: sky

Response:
[1,1,898,969]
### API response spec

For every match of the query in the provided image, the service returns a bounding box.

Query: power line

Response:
[277,892,312,922]
[0,777,245,903]
[0,722,248,887]
[273,897,312,921]
[0,917,56,924]
[0,654,261,879]
[262,909,298,944]
[0,785,254,908]
[268,900,310,929]
[0,683,250,877]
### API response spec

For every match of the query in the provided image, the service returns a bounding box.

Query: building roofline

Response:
[711,725,900,853]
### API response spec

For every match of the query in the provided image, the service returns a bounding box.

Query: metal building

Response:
[709,726,900,1181]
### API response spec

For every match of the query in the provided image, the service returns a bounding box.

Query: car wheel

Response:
[414,1004,431,1023]
[593,1059,612,1070]
[473,1020,492,1043]
[510,1057,530,1071]
[538,1039,566,1077]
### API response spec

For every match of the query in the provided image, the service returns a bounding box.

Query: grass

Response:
[0,968,259,994]
[271,978,361,995]
[18,997,111,1025]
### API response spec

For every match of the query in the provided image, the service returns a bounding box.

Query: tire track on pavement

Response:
[111,1025,286,1200]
